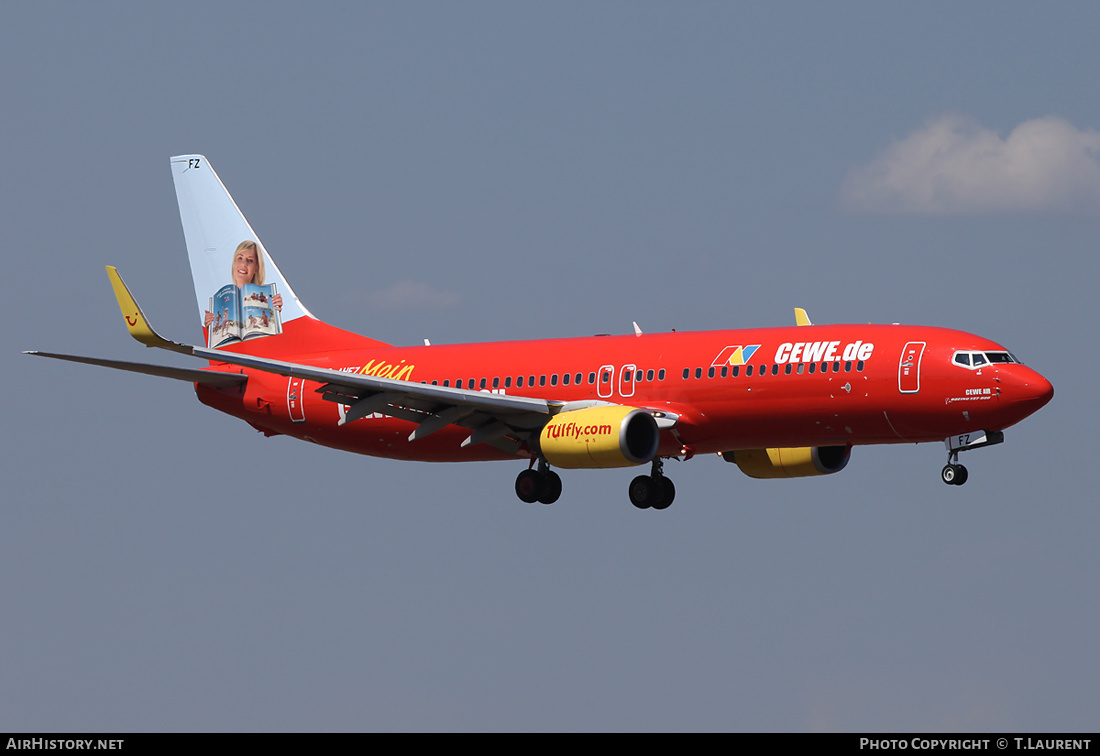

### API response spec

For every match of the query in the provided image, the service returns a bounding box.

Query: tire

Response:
[953,465,968,486]
[515,469,543,503]
[538,471,562,504]
[629,475,653,509]
[652,477,675,510]
[941,464,957,485]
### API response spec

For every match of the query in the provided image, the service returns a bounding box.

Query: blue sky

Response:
[3,3,1098,731]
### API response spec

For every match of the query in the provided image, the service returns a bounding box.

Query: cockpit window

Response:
[951,350,1021,369]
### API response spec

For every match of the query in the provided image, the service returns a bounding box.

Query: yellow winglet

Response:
[106,266,192,354]
[794,307,812,327]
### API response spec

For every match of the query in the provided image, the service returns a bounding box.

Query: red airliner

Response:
[27,156,1054,509]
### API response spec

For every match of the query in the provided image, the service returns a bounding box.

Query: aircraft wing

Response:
[104,265,564,452]
[31,266,678,456]
[193,344,557,452]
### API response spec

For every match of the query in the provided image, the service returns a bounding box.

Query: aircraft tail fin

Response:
[171,155,311,326]
[170,155,389,354]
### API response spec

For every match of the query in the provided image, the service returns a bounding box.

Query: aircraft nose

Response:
[1004,368,1054,413]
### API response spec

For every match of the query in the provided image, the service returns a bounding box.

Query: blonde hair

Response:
[231,240,266,285]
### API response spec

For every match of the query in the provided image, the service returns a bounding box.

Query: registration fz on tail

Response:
[27,156,1054,509]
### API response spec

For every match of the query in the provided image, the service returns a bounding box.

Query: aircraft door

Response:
[619,364,637,398]
[898,341,926,394]
[597,365,614,399]
[287,376,306,422]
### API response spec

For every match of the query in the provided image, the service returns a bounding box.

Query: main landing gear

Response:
[515,460,562,504]
[628,458,676,510]
[514,458,677,509]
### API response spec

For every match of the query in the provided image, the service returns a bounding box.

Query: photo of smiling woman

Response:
[204,240,285,347]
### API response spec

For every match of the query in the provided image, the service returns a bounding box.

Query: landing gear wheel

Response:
[515,469,543,503]
[629,474,675,509]
[652,477,675,510]
[941,464,968,486]
[629,475,654,509]
[538,471,562,504]
[952,464,968,486]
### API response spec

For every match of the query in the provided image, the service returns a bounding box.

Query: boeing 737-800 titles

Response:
[27,155,1054,509]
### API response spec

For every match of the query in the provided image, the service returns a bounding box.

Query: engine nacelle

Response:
[725,445,851,479]
[540,405,660,469]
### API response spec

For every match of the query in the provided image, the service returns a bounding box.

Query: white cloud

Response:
[840,114,1100,215]
[363,280,462,310]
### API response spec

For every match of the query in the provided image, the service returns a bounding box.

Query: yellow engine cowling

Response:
[726,445,851,479]
[540,406,660,469]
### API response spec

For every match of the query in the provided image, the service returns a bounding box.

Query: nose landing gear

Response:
[941,456,968,486]
[941,430,1004,486]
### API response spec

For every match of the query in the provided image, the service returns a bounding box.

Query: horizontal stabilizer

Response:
[25,351,246,387]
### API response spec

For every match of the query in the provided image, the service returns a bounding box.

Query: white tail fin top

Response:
[171,155,311,328]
